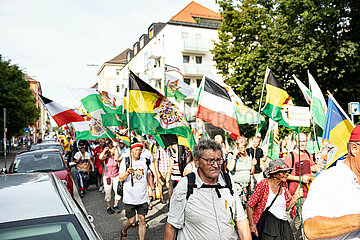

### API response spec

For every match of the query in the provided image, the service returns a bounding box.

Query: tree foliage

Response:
[0,55,40,137]
[212,0,360,136]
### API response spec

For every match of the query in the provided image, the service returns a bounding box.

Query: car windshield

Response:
[11,152,65,173]
[0,215,88,240]
[30,144,64,155]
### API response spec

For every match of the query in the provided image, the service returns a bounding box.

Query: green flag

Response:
[128,71,196,150]
[164,65,194,103]
[308,71,327,129]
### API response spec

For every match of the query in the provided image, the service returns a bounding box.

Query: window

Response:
[140,36,144,48]
[195,33,201,39]
[116,69,121,75]
[182,32,189,38]
[116,86,120,92]
[184,79,191,85]
[196,79,202,87]
[154,58,161,68]
[196,56,202,64]
[149,26,154,39]
[126,51,131,62]
[133,43,138,55]
[183,55,190,63]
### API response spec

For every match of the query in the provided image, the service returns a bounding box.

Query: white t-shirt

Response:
[302,161,360,240]
[74,152,91,161]
[119,155,150,205]
[266,185,287,221]
[167,170,247,240]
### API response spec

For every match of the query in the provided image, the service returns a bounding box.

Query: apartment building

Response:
[97,1,223,121]
[25,74,50,140]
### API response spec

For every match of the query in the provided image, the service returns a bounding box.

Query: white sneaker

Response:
[98,186,104,192]
[102,189,105,193]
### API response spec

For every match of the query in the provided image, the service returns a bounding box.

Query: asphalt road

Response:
[72,171,169,240]
[1,148,169,240]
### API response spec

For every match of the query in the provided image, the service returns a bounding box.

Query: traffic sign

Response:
[24,127,30,133]
[348,102,360,115]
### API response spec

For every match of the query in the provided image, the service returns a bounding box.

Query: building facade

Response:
[25,74,49,141]
[97,2,223,122]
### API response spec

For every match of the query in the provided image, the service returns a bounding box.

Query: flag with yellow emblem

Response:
[128,71,195,150]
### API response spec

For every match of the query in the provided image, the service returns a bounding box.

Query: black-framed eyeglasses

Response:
[200,157,224,166]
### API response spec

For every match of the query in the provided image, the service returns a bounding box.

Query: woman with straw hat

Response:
[247,158,303,239]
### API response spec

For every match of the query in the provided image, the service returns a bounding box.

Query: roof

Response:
[97,48,130,75]
[170,1,222,24]
[106,48,130,64]
[0,173,69,223]
[24,74,37,82]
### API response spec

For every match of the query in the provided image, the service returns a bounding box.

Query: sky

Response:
[0,0,219,109]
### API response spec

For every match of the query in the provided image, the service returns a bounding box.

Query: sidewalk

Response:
[0,146,26,170]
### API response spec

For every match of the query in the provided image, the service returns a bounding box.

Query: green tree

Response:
[0,55,40,138]
[213,0,360,136]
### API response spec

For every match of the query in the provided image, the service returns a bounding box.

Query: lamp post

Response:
[3,108,6,169]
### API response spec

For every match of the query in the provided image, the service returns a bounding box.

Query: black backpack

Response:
[186,171,234,200]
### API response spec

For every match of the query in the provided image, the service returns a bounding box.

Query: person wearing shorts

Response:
[118,142,155,240]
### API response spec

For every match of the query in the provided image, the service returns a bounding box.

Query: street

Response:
[1,148,169,240]
[77,176,169,240]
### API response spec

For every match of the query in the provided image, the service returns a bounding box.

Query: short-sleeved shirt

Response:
[246,147,264,174]
[284,150,315,198]
[167,170,247,240]
[154,147,173,173]
[302,161,360,240]
[74,151,91,172]
[119,156,150,205]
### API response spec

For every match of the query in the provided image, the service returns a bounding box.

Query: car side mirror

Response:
[69,162,77,168]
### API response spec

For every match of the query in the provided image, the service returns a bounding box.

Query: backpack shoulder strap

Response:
[186,172,197,200]
[221,171,234,196]
[305,150,311,159]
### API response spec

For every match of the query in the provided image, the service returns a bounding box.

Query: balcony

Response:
[183,38,210,54]
[146,68,163,80]
[148,44,162,59]
[183,63,210,76]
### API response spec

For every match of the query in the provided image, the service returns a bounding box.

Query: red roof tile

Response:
[170,1,221,23]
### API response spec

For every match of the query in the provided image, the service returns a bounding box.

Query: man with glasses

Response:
[303,125,360,239]
[164,139,251,240]
[284,132,317,237]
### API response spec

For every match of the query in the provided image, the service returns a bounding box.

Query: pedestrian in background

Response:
[94,138,107,192]
[99,141,121,214]
[74,143,95,198]
[227,136,255,208]
[284,133,317,237]
[154,145,174,204]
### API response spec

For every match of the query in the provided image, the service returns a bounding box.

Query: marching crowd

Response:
[59,126,360,240]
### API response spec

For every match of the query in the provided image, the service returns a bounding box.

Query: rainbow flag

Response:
[321,95,354,168]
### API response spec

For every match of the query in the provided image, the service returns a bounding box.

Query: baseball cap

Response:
[349,125,360,142]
